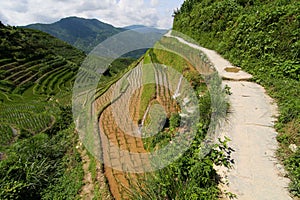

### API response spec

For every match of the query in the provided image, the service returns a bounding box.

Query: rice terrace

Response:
[0,0,299,199]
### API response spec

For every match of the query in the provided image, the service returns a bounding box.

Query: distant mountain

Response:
[123,25,148,30]
[119,24,167,58]
[24,17,167,58]
[24,17,124,53]
[123,25,168,34]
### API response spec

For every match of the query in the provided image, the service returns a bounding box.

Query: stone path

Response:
[166,31,292,200]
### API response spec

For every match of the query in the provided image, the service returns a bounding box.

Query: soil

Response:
[95,60,182,199]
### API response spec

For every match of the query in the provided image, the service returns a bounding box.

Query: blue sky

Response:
[0,0,184,28]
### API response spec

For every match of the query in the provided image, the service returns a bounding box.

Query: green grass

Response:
[41,127,84,200]
[0,124,14,146]
[0,125,83,200]
[0,103,58,134]
[41,163,84,200]
[87,151,97,182]
[151,48,187,74]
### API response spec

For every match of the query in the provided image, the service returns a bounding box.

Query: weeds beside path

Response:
[166,31,293,200]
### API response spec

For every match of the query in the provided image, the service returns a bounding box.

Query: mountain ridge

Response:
[24,16,167,54]
[24,16,124,53]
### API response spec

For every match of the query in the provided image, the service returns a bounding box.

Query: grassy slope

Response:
[0,23,85,199]
[173,0,300,196]
[0,23,85,100]
[0,22,138,199]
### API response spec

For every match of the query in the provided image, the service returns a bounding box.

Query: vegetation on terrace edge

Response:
[130,40,233,199]
[173,0,300,196]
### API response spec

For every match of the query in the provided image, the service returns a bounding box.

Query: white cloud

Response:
[76,0,116,12]
[0,0,184,28]
[150,0,159,6]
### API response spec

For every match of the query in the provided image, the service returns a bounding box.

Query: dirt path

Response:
[78,145,113,200]
[78,148,95,200]
[166,31,292,199]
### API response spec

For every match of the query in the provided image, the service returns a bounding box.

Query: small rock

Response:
[276,164,287,177]
[276,163,283,170]
[289,144,298,153]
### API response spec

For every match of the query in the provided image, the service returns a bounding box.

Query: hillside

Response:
[173,0,300,197]
[0,22,85,100]
[0,22,87,199]
[0,21,149,199]
[24,17,124,53]
[80,29,234,199]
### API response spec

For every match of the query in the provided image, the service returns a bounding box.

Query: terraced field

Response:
[0,23,86,199]
[0,103,57,134]
[0,55,80,99]
[94,63,147,199]
[0,22,227,199]
[92,36,211,199]
[0,25,85,102]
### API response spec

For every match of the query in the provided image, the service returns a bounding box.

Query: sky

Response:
[0,0,184,29]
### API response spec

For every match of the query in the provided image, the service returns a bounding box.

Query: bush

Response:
[0,127,82,200]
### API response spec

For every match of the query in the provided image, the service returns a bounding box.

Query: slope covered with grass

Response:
[0,22,85,100]
[173,0,300,196]
[0,20,143,199]
[0,22,85,199]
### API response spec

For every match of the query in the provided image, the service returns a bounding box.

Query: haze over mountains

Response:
[24,17,167,54]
